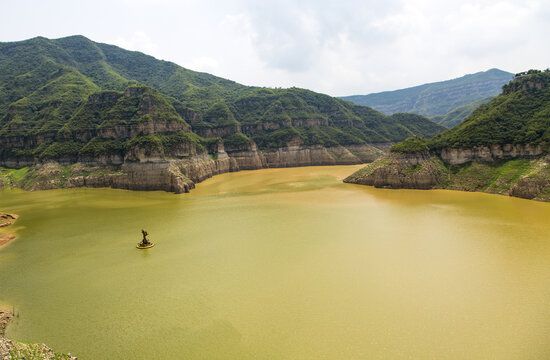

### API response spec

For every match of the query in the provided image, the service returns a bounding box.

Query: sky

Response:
[1,0,549,96]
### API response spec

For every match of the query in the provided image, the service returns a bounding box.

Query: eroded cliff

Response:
[1,141,383,193]
[345,150,550,201]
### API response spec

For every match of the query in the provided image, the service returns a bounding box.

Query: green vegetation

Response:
[222,132,252,149]
[390,137,429,153]
[39,141,83,159]
[0,35,446,164]
[346,154,550,200]
[349,71,550,201]
[449,159,533,193]
[204,101,238,127]
[0,166,29,188]
[430,70,550,149]
[157,131,205,154]
[79,138,125,157]
[5,341,75,360]
[431,95,496,128]
[387,70,550,152]
[341,68,513,118]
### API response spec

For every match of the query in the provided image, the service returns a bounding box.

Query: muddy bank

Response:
[0,213,18,247]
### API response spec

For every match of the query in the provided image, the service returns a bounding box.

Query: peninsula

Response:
[345,70,550,201]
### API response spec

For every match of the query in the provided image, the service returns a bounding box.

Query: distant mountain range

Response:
[341,69,514,128]
[430,69,550,149]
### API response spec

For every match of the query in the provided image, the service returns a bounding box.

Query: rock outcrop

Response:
[345,150,550,201]
[0,213,18,247]
[1,142,384,194]
[1,307,76,360]
[344,152,446,190]
[0,338,77,360]
[440,144,543,165]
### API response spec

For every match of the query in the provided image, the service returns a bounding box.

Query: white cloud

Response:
[111,32,160,58]
[183,57,221,74]
[1,0,549,96]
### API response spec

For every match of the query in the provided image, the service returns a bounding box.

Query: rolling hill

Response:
[345,70,550,201]
[0,35,446,192]
[341,69,514,126]
[0,35,445,163]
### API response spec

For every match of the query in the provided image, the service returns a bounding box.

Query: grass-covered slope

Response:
[346,70,550,201]
[341,68,513,119]
[430,70,550,150]
[431,95,496,128]
[345,154,550,201]
[0,35,445,164]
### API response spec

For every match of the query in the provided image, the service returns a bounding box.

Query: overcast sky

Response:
[1,0,549,96]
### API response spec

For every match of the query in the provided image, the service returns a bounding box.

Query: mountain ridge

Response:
[0,35,445,192]
[345,70,550,201]
[341,68,514,126]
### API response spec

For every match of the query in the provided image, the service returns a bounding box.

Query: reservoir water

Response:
[1,165,550,359]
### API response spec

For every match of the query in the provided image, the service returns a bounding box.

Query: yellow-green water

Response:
[1,165,550,359]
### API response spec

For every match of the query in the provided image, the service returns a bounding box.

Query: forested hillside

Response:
[341,69,513,127]
[0,35,445,165]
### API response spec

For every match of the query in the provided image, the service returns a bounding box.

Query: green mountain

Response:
[430,70,550,150]
[346,70,550,202]
[430,95,496,128]
[0,35,445,165]
[340,68,514,121]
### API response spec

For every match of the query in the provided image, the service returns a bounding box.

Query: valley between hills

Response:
[1,34,550,360]
[2,36,548,203]
[0,35,445,194]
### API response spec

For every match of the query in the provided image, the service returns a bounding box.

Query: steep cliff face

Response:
[440,144,543,165]
[350,70,550,201]
[1,141,385,194]
[344,152,446,190]
[0,35,451,194]
[263,143,381,167]
[345,151,550,201]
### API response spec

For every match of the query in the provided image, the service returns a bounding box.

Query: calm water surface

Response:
[1,165,550,359]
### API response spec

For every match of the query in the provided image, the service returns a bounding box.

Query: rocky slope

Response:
[345,70,550,201]
[1,307,76,360]
[345,151,550,201]
[1,139,382,193]
[0,213,18,247]
[0,35,448,192]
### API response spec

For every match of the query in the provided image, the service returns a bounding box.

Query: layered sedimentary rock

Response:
[345,149,550,201]
[263,143,381,167]
[344,152,445,190]
[2,142,384,194]
[440,144,543,165]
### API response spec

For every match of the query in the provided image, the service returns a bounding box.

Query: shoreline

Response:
[344,154,550,202]
[0,305,77,359]
[0,306,13,338]
[0,213,18,247]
